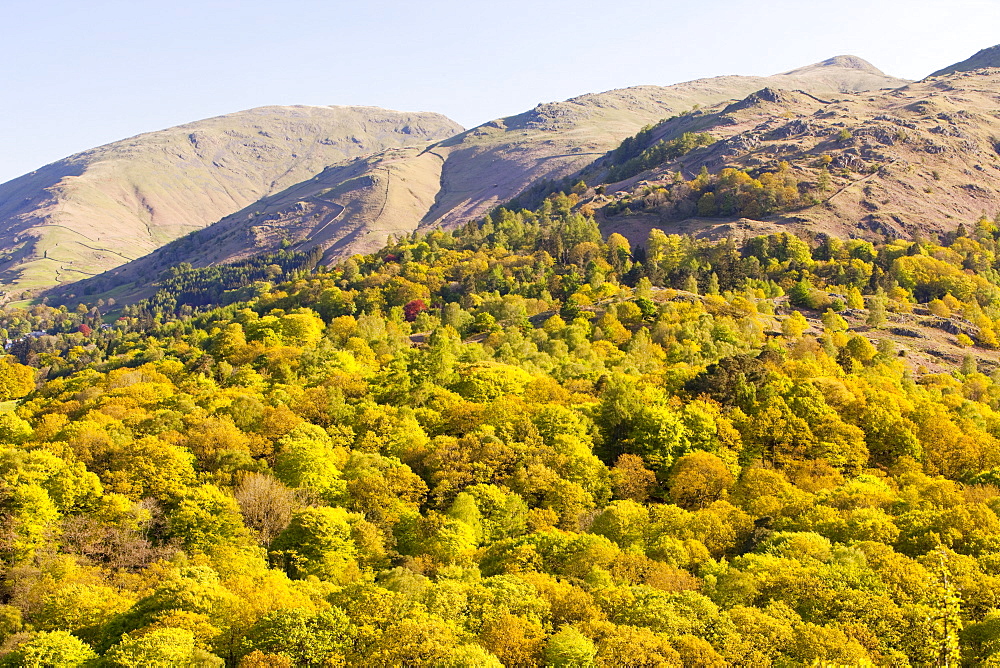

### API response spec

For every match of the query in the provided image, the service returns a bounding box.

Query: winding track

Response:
[292,197,346,250]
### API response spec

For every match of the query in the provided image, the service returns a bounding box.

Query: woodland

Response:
[1,187,1000,665]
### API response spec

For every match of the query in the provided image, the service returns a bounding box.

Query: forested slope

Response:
[0,191,1000,664]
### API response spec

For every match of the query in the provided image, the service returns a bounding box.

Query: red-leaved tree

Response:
[403,299,428,322]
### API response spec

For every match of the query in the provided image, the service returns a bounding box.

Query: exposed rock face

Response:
[724,88,803,113]
[0,106,463,293]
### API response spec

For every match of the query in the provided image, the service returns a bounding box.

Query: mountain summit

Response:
[929,44,1000,77]
[782,55,887,76]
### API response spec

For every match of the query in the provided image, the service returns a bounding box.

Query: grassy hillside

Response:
[0,106,463,294]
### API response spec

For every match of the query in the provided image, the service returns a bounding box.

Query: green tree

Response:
[270,507,359,580]
[788,278,821,310]
[100,436,197,503]
[817,166,831,193]
[168,484,249,552]
[930,549,963,667]
[544,626,597,667]
[366,612,459,667]
[0,413,32,443]
[0,482,60,561]
[279,310,326,347]
[439,645,503,667]
[782,311,809,338]
[3,630,97,667]
[821,308,848,332]
[241,608,354,667]
[591,500,650,550]
[273,425,346,503]
[867,288,888,328]
[105,627,221,668]
[697,192,718,217]
[844,334,877,365]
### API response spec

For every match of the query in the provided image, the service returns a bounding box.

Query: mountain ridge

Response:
[929,44,1000,77]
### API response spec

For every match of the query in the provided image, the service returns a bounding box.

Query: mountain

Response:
[929,44,1000,77]
[579,67,1000,249]
[59,56,908,301]
[0,106,463,294]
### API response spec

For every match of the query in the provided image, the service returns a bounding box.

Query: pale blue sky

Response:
[2,0,998,183]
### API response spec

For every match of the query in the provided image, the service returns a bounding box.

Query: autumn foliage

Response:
[0,196,998,664]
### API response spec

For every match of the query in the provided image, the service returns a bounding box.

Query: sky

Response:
[1,0,999,183]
